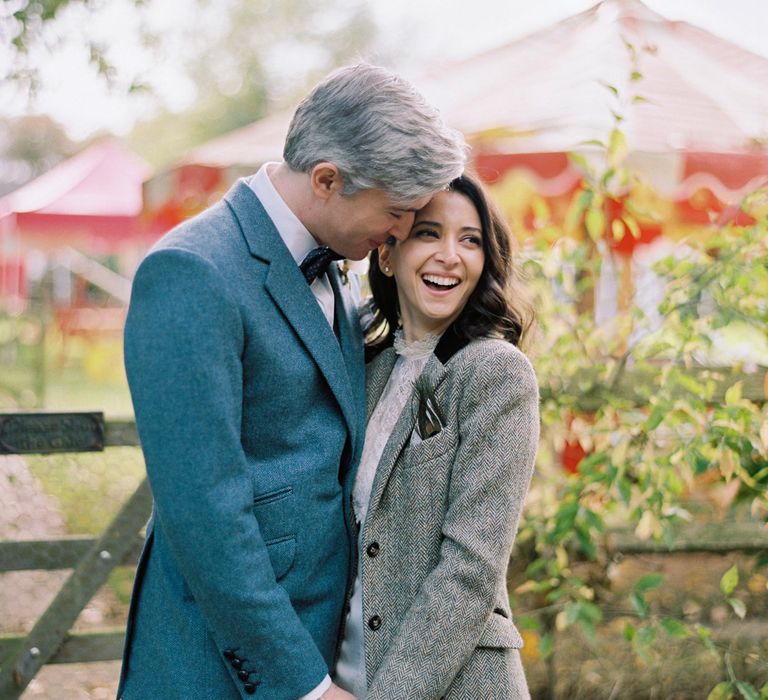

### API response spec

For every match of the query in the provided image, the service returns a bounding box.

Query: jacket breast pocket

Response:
[400,423,457,470]
[253,486,297,580]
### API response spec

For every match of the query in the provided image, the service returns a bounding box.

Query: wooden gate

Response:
[0,412,149,699]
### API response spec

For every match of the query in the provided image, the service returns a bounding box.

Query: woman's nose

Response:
[435,240,460,265]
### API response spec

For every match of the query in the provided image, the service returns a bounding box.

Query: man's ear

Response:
[378,244,395,277]
[310,162,343,200]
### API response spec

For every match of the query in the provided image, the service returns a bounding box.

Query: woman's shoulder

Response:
[446,338,538,398]
[452,337,535,372]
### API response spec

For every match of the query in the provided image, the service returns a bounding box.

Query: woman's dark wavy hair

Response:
[363,171,534,359]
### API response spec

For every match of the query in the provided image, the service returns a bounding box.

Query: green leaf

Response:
[759,682,768,699]
[646,405,666,430]
[727,597,746,619]
[623,622,636,641]
[575,527,597,559]
[585,207,606,240]
[697,625,717,653]
[608,128,628,167]
[578,139,606,149]
[565,601,581,626]
[720,565,739,596]
[635,573,664,592]
[579,601,603,624]
[579,617,597,640]
[708,682,734,700]
[630,70,643,81]
[735,681,760,700]
[630,591,649,617]
[660,618,690,637]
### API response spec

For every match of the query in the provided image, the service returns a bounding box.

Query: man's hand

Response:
[320,682,357,700]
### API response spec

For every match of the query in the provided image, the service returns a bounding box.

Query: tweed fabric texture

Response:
[118,180,365,700]
[358,338,539,700]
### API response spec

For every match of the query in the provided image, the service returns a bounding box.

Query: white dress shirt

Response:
[247,163,333,700]
[248,163,335,327]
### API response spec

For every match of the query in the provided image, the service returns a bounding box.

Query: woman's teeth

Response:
[422,274,460,289]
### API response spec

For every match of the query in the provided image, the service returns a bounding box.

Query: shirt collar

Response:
[247,163,318,265]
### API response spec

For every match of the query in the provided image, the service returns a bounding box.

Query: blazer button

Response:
[244,682,257,694]
[231,657,244,670]
[223,649,236,660]
[366,541,380,558]
[368,615,382,631]
[238,669,251,682]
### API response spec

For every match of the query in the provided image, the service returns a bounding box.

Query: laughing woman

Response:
[334,173,539,700]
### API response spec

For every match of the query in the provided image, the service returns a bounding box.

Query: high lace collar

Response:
[393,329,440,360]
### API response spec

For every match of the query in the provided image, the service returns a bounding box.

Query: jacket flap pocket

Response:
[477,612,524,649]
[265,535,296,581]
[252,485,295,541]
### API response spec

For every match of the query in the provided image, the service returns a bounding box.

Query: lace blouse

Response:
[335,331,439,698]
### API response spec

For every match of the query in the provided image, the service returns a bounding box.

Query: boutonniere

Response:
[337,259,351,286]
[412,373,445,440]
[337,258,370,288]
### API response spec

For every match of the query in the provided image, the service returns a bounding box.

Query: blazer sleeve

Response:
[124,248,328,700]
[366,345,540,700]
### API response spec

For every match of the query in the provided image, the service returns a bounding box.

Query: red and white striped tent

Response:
[142,0,768,254]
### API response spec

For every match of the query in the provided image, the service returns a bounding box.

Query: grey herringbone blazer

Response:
[359,330,539,700]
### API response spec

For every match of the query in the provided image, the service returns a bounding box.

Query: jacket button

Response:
[244,682,257,694]
[231,657,244,670]
[368,615,382,630]
[366,542,380,558]
[223,649,236,660]
[238,669,251,681]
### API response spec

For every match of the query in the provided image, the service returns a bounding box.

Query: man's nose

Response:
[387,212,415,241]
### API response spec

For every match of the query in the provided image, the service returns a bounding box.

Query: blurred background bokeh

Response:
[1,1,767,698]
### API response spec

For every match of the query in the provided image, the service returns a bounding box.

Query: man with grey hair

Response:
[118,63,466,700]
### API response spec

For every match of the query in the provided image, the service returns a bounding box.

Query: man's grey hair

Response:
[283,63,467,204]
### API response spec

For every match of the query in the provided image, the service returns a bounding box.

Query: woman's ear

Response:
[378,244,395,277]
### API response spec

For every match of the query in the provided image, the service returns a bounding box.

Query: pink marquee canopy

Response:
[0,139,152,252]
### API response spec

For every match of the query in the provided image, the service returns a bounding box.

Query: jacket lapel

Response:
[366,353,448,518]
[328,265,366,467]
[224,180,357,441]
[365,348,397,421]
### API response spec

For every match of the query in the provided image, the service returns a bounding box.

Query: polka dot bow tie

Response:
[299,246,343,284]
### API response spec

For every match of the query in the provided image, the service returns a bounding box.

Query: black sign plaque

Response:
[0,412,105,454]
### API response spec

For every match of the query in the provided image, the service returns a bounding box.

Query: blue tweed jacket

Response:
[118,180,365,699]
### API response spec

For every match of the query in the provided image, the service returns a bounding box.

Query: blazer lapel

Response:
[365,348,397,421]
[366,354,448,518]
[328,264,366,466]
[224,180,357,439]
